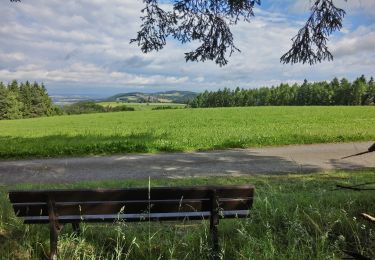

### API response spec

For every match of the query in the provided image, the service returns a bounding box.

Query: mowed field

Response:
[0,106,374,159]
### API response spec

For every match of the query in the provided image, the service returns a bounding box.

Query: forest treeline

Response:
[0,80,57,120]
[1,76,374,120]
[189,75,375,108]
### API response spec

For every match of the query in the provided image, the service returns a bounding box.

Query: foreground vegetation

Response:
[0,106,374,159]
[0,170,374,259]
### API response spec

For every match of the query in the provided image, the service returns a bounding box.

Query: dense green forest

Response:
[190,75,375,108]
[0,80,56,120]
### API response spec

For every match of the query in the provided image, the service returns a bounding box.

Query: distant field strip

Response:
[97,102,186,110]
[0,106,374,159]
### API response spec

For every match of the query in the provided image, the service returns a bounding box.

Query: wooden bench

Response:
[9,185,255,259]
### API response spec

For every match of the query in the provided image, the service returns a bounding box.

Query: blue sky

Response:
[1,0,374,97]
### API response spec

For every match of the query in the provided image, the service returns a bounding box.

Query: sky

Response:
[0,0,374,97]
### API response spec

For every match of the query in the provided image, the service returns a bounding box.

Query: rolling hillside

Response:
[105,90,197,104]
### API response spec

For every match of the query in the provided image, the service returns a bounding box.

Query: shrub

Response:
[152,106,178,110]
[112,105,135,112]
[63,101,105,115]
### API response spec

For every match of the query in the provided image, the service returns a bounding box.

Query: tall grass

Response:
[0,170,374,259]
[0,106,374,159]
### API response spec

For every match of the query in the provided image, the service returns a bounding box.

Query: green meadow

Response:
[0,170,374,259]
[0,106,374,159]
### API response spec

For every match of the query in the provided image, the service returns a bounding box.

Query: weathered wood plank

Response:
[23,210,251,224]
[9,185,254,203]
[13,198,253,217]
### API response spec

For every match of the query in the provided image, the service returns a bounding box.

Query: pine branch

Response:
[341,143,375,159]
[281,0,346,65]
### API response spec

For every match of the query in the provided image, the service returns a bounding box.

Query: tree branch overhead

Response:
[131,0,347,66]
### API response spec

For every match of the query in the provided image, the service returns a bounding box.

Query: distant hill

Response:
[105,90,197,104]
[51,95,101,106]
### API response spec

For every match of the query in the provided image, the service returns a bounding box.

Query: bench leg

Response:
[48,198,61,260]
[72,222,80,235]
[210,218,219,260]
[210,190,220,260]
[49,220,59,260]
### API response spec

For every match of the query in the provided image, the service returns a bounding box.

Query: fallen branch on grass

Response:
[361,213,375,223]
[341,143,375,159]
[342,250,371,260]
[335,182,375,191]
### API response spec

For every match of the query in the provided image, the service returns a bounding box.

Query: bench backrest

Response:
[9,185,255,224]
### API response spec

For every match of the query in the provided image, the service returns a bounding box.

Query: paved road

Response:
[0,142,374,184]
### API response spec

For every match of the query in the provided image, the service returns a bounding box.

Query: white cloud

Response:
[0,52,26,62]
[0,0,373,95]
[333,25,375,57]
[290,0,375,16]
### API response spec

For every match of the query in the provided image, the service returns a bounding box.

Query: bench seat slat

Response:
[23,210,251,224]
[9,185,254,203]
[13,198,253,217]
[12,197,252,206]
[12,199,211,206]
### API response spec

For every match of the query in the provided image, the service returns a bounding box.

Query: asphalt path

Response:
[0,142,374,184]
